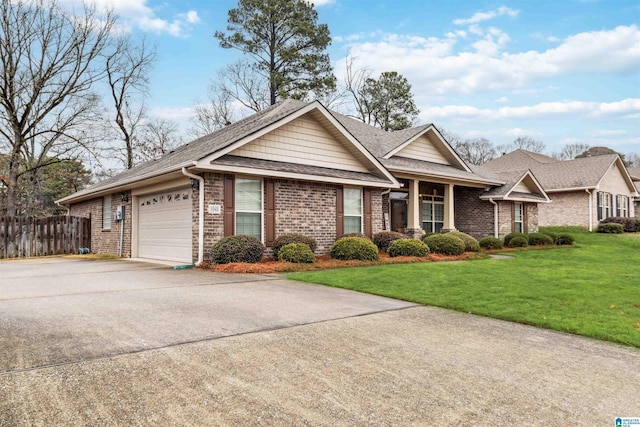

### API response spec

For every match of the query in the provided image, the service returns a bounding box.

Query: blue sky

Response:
[90,0,639,157]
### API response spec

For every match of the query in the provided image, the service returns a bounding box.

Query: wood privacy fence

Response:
[0,216,91,259]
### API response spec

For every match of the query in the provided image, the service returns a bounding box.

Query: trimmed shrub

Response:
[329,237,379,261]
[211,235,265,264]
[509,236,528,248]
[446,231,480,252]
[504,232,527,246]
[277,243,315,264]
[373,231,405,252]
[601,217,636,233]
[597,223,624,234]
[272,233,317,259]
[542,231,558,243]
[479,236,503,250]
[423,234,465,256]
[527,232,554,246]
[636,219,640,232]
[556,234,575,245]
[388,239,430,257]
[337,232,369,240]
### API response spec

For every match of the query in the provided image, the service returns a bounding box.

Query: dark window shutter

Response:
[363,188,372,238]
[265,179,276,247]
[336,186,344,238]
[523,203,528,233]
[224,175,235,237]
[511,202,516,232]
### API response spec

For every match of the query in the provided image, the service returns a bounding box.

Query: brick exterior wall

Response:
[538,191,590,227]
[454,187,495,239]
[69,191,132,257]
[191,175,385,260]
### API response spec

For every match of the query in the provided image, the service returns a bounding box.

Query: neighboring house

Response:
[58,100,547,264]
[628,167,640,218]
[483,149,638,231]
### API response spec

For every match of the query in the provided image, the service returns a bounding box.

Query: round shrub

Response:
[597,223,624,234]
[329,237,379,261]
[388,239,430,257]
[422,234,465,256]
[277,243,314,264]
[211,235,265,264]
[556,234,575,245]
[504,232,527,246]
[446,231,480,252]
[272,233,317,259]
[509,236,528,248]
[542,231,558,243]
[373,231,405,252]
[479,236,503,250]
[527,232,554,246]
[636,219,640,233]
[336,232,370,241]
[601,216,636,233]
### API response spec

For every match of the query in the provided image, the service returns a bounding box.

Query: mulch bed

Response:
[200,252,481,274]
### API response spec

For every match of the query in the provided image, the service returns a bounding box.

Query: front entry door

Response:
[390,200,407,233]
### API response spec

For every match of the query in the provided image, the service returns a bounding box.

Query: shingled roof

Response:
[482,150,636,192]
[480,169,550,202]
[59,99,507,205]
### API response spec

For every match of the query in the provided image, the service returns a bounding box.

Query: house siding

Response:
[454,187,495,239]
[538,191,590,227]
[69,192,132,257]
[597,163,636,218]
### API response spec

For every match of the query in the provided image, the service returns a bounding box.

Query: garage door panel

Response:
[138,187,192,263]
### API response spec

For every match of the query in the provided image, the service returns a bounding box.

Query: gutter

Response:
[585,188,593,232]
[182,167,205,266]
[488,198,499,238]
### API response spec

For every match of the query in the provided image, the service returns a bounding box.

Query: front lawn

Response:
[288,227,640,347]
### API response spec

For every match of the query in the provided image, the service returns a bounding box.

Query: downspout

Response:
[182,167,204,266]
[585,189,593,232]
[489,198,498,238]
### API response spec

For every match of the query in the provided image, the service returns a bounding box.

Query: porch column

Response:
[406,179,424,239]
[443,183,456,232]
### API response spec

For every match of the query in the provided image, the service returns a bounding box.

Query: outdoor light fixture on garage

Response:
[120,192,129,203]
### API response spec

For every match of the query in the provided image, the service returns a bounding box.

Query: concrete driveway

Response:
[1,257,638,426]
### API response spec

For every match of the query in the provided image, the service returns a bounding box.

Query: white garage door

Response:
[138,187,193,263]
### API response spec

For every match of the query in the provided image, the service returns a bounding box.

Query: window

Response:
[514,203,524,233]
[344,187,363,234]
[421,194,444,233]
[235,178,262,240]
[597,192,611,221]
[616,195,629,217]
[102,196,111,230]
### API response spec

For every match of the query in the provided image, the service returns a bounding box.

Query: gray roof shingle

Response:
[482,150,623,191]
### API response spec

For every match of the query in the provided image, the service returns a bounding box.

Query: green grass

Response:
[288,227,640,347]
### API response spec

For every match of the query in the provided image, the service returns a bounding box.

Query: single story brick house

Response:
[482,149,637,231]
[58,100,548,264]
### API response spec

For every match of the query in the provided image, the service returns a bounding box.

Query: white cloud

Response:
[453,6,519,26]
[496,96,510,103]
[308,0,335,5]
[505,127,539,136]
[62,0,200,37]
[418,98,640,121]
[338,25,640,96]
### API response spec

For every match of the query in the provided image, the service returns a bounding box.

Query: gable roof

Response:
[628,167,640,181]
[330,113,502,186]
[483,150,637,193]
[59,99,508,205]
[480,169,550,203]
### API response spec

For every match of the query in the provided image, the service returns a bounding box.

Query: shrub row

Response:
[503,231,574,247]
[599,217,639,233]
[211,227,577,264]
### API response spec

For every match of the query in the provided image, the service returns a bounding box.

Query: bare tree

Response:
[344,55,374,123]
[455,138,497,165]
[625,152,640,168]
[498,136,546,154]
[551,143,591,160]
[0,0,115,215]
[104,36,156,169]
[134,119,182,163]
